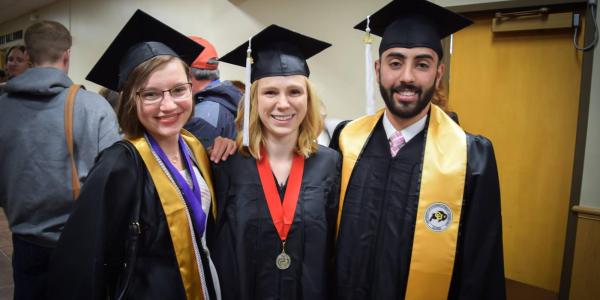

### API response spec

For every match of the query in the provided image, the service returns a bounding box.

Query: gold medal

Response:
[276,241,291,270]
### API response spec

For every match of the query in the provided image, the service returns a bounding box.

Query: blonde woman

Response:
[210,25,340,300]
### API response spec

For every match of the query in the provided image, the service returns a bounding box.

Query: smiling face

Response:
[376,47,444,123]
[135,59,193,143]
[255,75,308,142]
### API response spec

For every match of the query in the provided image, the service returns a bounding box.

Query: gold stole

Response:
[336,105,467,299]
[128,130,216,300]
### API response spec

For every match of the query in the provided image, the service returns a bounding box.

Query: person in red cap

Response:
[185,36,243,150]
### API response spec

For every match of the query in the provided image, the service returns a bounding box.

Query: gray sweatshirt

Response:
[0,67,121,247]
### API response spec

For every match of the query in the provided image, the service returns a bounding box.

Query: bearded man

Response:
[331,1,506,299]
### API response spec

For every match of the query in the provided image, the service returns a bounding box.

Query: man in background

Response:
[184,35,242,149]
[0,20,120,299]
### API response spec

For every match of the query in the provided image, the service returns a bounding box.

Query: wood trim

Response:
[448,0,586,14]
[572,205,600,216]
[559,2,596,299]
[568,216,600,299]
[506,279,558,300]
[492,12,574,32]
[572,205,600,220]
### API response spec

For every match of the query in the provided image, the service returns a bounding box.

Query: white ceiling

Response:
[0,0,56,25]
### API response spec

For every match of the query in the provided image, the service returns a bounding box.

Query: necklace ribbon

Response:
[147,133,207,238]
[256,148,305,241]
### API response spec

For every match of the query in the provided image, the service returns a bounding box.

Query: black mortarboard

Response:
[355,0,473,59]
[86,9,204,91]
[219,24,330,146]
[219,24,331,82]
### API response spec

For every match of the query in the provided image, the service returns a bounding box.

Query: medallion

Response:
[276,251,291,270]
[257,150,304,272]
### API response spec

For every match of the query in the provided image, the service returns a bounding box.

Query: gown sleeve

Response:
[449,135,506,300]
[328,120,350,151]
[325,150,341,298]
[208,159,239,300]
[326,150,341,250]
[48,143,140,300]
[209,160,231,238]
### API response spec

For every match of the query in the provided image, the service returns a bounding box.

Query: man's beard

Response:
[379,78,436,119]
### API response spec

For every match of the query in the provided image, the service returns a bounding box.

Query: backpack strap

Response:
[64,84,82,200]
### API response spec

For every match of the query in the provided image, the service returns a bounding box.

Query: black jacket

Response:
[333,120,506,300]
[210,146,341,300]
[48,142,216,299]
[185,80,242,149]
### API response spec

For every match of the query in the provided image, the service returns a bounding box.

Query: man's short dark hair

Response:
[24,20,72,65]
[191,68,220,81]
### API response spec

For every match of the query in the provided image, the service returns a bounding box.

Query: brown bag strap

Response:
[64,84,82,200]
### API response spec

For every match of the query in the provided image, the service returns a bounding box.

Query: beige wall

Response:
[1,0,383,119]
[580,2,600,209]
[0,1,68,50]
[0,0,516,119]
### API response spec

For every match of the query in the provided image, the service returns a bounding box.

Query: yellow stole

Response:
[128,130,216,300]
[336,104,467,299]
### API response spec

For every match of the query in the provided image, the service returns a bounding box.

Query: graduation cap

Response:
[354,0,473,59]
[219,24,331,83]
[219,24,331,146]
[86,9,204,91]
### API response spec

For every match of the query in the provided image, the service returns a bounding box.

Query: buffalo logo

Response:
[424,203,453,232]
[429,211,448,222]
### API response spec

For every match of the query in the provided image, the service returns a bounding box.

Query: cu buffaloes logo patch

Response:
[424,203,453,232]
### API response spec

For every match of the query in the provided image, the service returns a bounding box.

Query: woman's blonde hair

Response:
[235,76,323,160]
[117,55,191,138]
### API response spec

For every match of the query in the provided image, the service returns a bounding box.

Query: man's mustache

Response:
[391,84,421,94]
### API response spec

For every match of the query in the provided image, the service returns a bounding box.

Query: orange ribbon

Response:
[256,148,305,241]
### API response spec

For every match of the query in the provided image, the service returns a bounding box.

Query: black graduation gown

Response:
[48,142,216,300]
[333,121,505,300]
[209,145,340,300]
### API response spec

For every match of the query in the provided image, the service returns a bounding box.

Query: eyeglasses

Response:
[136,82,192,105]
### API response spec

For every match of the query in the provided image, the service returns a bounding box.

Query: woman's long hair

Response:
[235,76,323,160]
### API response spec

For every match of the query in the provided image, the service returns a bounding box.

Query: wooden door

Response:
[448,13,583,293]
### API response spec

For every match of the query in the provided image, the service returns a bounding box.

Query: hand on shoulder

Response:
[209,136,238,163]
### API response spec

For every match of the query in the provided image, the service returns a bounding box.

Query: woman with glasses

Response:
[48,10,234,299]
